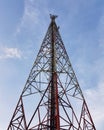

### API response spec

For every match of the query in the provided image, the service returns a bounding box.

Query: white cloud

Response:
[16,0,40,34]
[72,38,104,129]
[97,10,104,56]
[73,43,104,130]
[85,81,104,129]
[87,14,104,129]
[0,47,22,59]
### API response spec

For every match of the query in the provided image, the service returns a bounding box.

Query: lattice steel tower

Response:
[7,15,96,130]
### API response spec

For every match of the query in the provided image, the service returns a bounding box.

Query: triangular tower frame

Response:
[7,15,96,130]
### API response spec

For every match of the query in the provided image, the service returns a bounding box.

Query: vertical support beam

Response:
[50,15,60,130]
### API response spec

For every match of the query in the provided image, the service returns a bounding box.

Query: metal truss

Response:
[7,15,96,130]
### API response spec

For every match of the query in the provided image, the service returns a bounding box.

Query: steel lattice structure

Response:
[7,15,96,130]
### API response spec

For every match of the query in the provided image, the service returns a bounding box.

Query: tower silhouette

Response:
[7,15,96,130]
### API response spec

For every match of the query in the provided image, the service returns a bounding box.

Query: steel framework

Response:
[7,15,96,130]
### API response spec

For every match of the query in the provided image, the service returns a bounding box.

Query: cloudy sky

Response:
[0,0,104,129]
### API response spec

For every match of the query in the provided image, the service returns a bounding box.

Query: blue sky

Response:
[0,0,104,129]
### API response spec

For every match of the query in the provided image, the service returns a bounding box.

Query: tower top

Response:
[50,14,58,21]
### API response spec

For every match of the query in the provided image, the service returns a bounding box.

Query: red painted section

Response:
[53,72,60,130]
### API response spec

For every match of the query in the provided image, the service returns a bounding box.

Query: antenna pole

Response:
[50,15,60,130]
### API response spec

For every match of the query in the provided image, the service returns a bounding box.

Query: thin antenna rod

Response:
[50,14,58,21]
